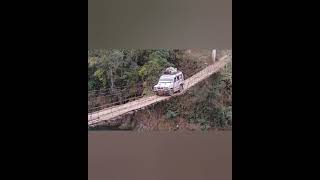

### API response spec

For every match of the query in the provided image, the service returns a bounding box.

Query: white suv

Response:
[153,68,184,96]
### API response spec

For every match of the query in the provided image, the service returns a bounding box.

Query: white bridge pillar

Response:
[212,49,217,63]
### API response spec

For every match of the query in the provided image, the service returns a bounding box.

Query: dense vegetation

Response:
[88,49,177,111]
[88,49,176,92]
[163,61,232,130]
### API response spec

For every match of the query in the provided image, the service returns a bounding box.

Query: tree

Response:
[138,51,173,87]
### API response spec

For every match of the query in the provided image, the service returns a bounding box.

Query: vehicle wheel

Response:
[169,89,174,96]
[179,84,184,92]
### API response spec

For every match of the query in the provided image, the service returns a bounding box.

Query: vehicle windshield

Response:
[159,78,173,83]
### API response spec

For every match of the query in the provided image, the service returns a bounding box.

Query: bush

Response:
[165,110,177,120]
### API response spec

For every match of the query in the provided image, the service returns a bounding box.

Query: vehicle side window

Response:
[174,77,177,82]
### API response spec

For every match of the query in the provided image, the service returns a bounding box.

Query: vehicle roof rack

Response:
[163,67,178,75]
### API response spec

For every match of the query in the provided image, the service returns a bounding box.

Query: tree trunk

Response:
[109,68,114,93]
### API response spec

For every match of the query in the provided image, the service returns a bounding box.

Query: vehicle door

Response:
[173,77,179,92]
[178,74,183,85]
[177,74,183,90]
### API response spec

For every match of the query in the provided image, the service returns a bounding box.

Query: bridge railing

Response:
[88,93,145,114]
[88,95,159,124]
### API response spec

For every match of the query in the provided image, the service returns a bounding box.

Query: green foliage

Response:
[89,49,139,91]
[138,51,173,87]
[93,68,107,87]
[165,110,177,120]
[190,61,232,128]
[88,49,176,93]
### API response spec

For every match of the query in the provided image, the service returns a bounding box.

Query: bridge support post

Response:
[212,49,216,63]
